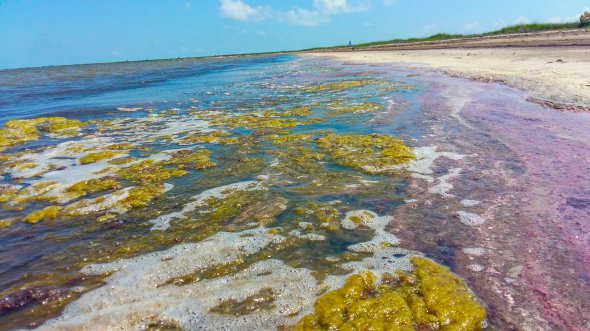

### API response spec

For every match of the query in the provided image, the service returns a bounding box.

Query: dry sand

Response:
[305,32,590,111]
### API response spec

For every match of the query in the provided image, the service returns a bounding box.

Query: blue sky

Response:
[0,0,588,69]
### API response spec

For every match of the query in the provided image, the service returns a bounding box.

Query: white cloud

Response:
[219,0,367,26]
[313,0,369,14]
[285,8,330,26]
[220,0,267,22]
[383,0,397,6]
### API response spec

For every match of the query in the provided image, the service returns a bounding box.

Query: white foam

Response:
[457,211,486,226]
[341,210,400,253]
[38,229,321,330]
[460,199,481,207]
[289,230,326,241]
[428,168,462,198]
[467,264,484,272]
[463,247,486,256]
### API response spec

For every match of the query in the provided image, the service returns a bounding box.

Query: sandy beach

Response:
[305,30,590,111]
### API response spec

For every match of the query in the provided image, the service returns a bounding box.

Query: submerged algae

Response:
[303,79,378,92]
[79,151,121,165]
[116,160,186,184]
[328,102,384,115]
[0,117,86,151]
[317,134,415,174]
[296,257,486,331]
[25,206,61,223]
[66,178,121,199]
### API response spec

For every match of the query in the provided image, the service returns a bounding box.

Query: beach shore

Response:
[304,30,590,111]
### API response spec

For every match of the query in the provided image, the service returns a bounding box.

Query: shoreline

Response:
[304,37,590,112]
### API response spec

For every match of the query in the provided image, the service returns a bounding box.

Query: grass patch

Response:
[330,22,588,49]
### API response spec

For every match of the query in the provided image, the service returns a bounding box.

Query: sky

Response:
[0,0,588,69]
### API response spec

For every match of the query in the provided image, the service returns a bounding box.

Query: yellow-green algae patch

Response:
[295,257,486,331]
[303,79,378,92]
[294,202,341,231]
[0,219,13,227]
[317,133,415,174]
[211,114,322,132]
[24,205,62,223]
[65,178,121,199]
[264,105,312,117]
[178,131,240,145]
[163,149,216,170]
[79,151,121,164]
[0,117,86,151]
[328,102,384,114]
[118,185,166,209]
[269,133,313,146]
[116,160,186,184]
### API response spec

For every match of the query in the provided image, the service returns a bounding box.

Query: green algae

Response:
[220,157,266,179]
[270,145,325,177]
[0,219,13,227]
[79,151,121,164]
[269,133,313,146]
[178,131,240,145]
[163,149,216,170]
[264,105,312,117]
[0,117,86,151]
[328,102,384,114]
[198,190,282,227]
[294,202,341,231]
[303,79,378,92]
[108,156,137,165]
[317,133,415,174]
[209,288,275,316]
[117,160,186,184]
[295,257,486,331]
[66,178,121,199]
[24,205,61,223]
[118,185,166,209]
[105,142,134,150]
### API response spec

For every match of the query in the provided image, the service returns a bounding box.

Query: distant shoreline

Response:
[305,28,590,112]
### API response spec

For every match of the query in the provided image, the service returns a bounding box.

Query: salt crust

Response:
[149,181,266,231]
[457,211,486,226]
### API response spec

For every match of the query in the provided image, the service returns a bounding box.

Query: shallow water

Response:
[0,55,588,330]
